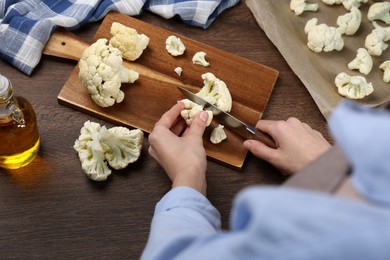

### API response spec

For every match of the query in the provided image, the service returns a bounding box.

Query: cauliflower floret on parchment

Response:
[304,18,344,52]
[335,72,373,99]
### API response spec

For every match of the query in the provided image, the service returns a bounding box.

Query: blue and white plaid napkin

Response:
[0,0,239,75]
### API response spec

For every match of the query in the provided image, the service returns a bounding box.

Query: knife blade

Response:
[177,86,276,148]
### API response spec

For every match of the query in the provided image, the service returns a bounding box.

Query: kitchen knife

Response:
[177,86,277,148]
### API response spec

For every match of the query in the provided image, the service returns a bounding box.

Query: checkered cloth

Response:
[0,0,239,75]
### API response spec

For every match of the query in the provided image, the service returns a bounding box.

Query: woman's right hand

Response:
[243,118,331,175]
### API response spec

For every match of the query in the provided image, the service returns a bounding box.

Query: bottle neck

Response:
[0,75,25,125]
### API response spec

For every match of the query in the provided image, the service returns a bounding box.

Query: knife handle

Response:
[254,130,277,149]
[247,125,277,149]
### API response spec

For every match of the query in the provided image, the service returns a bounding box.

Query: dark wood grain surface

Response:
[0,2,331,259]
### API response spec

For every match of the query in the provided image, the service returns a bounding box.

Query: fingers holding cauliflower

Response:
[180,99,213,126]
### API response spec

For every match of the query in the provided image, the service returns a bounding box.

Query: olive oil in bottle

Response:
[0,74,40,169]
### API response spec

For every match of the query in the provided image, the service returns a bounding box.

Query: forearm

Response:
[142,187,221,260]
[172,172,207,195]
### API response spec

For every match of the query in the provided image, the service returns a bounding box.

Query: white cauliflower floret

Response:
[342,0,367,11]
[174,67,183,76]
[337,6,362,36]
[210,124,227,144]
[305,18,344,52]
[165,35,186,56]
[367,2,390,25]
[365,22,390,56]
[348,48,373,75]
[74,121,144,181]
[290,0,318,16]
[335,72,373,99]
[79,38,139,107]
[196,72,232,113]
[379,60,390,83]
[322,0,342,5]
[192,51,210,67]
[180,99,213,126]
[109,22,149,61]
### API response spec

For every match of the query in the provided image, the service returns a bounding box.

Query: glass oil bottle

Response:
[0,74,40,169]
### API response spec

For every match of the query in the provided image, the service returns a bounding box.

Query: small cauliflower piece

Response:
[210,124,227,144]
[348,48,373,75]
[109,22,149,61]
[337,6,362,36]
[79,39,139,107]
[379,60,390,83]
[290,0,318,16]
[367,2,390,25]
[305,18,344,52]
[192,52,210,67]
[174,67,183,76]
[365,22,390,56]
[73,121,144,181]
[322,0,342,5]
[196,72,232,113]
[180,99,213,126]
[165,35,186,56]
[342,0,367,11]
[335,72,373,99]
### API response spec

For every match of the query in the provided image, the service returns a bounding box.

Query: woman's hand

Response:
[148,102,209,195]
[244,118,331,175]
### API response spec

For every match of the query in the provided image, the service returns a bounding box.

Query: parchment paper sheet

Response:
[246,0,390,119]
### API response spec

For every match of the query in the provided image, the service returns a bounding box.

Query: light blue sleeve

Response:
[329,100,390,205]
[143,186,390,260]
[141,186,221,260]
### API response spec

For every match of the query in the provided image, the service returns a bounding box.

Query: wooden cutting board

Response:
[49,12,278,169]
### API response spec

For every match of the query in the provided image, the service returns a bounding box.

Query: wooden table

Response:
[0,2,331,258]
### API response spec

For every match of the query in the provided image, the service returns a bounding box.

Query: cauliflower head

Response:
[74,121,144,181]
[196,72,232,113]
[79,38,139,107]
[180,99,213,126]
[348,48,373,75]
[337,6,362,36]
[305,18,344,52]
[335,72,373,99]
[109,22,150,61]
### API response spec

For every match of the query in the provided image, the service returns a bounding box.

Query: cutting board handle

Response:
[43,29,88,61]
[43,29,184,87]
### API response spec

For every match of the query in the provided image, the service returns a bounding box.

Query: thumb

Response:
[188,111,209,137]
